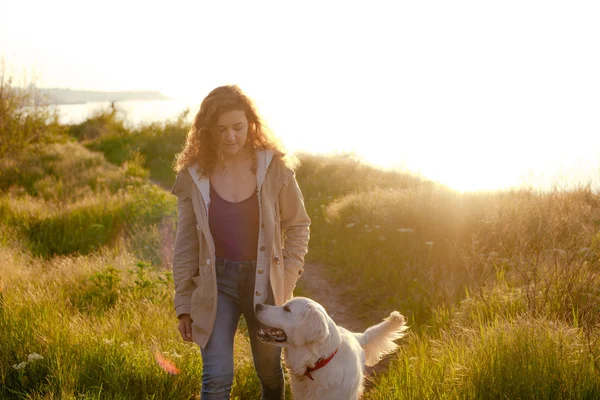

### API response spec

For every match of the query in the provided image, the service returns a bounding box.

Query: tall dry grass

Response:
[0,246,267,399]
[79,119,600,397]
[294,156,600,398]
[0,63,66,158]
[2,82,599,397]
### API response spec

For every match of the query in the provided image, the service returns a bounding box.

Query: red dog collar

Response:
[303,348,339,381]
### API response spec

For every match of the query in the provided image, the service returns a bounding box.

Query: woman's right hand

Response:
[178,314,193,342]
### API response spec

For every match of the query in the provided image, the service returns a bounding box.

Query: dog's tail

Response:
[356,311,408,367]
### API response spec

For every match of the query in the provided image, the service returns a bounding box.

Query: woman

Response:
[171,85,310,399]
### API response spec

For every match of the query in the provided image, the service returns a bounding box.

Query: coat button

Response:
[260,246,265,251]
[255,291,261,296]
[257,269,264,274]
[206,259,211,265]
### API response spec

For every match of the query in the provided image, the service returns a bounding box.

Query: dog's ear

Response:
[291,303,330,346]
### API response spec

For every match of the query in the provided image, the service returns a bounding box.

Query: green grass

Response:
[2,91,600,398]
[0,141,174,259]
[0,247,266,399]
[365,313,600,399]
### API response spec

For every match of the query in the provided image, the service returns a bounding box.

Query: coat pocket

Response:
[283,260,303,301]
[190,271,212,322]
[190,275,203,321]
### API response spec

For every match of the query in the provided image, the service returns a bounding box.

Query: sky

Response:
[2,0,600,192]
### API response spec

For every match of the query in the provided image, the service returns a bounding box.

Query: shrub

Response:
[0,141,175,257]
[0,64,66,158]
[81,109,190,188]
[309,186,486,323]
[0,142,146,200]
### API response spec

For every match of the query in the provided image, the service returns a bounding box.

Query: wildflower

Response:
[27,353,43,362]
[12,362,28,370]
[379,236,387,241]
[345,223,355,228]
[364,224,369,229]
[103,339,114,345]
[397,228,415,233]
[120,342,133,348]
[375,225,380,229]
[424,241,434,246]
[171,351,182,358]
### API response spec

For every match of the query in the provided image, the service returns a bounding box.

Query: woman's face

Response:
[215,109,249,158]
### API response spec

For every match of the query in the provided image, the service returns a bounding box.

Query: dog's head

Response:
[255,297,331,348]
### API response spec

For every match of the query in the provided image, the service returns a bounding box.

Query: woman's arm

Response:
[171,171,200,318]
[278,171,311,273]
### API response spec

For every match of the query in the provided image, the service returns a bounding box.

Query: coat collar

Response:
[186,149,275,214]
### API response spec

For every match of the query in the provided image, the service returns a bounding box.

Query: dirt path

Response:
[297,262,396,390]
[298,262,364,331]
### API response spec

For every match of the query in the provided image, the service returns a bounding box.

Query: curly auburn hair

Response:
[174,85,297,175]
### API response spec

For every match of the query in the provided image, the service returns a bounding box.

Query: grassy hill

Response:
[1,79,599,398]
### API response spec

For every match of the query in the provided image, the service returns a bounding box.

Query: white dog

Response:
[255,297,408,399]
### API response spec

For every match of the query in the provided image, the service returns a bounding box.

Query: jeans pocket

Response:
[215,263,225,277]
[216,264,239,297]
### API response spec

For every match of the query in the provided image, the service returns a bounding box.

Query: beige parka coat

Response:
[171,149,310,348]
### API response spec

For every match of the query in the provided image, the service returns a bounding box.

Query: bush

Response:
[0,142,146,200]
[307,185,487,323]
[0,64,66,158]
[80,109,190,188]
[0,141,175,258]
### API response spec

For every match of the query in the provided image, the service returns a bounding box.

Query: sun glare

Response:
[2,1,598,192]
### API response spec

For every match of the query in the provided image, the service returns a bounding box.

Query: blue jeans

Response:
[200,257,284,399]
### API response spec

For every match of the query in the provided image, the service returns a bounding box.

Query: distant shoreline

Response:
[37,88,171,105]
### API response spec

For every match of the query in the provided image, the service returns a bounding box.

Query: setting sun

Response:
[2,0,599,192]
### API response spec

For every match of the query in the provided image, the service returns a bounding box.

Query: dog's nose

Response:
[255,303,265,312]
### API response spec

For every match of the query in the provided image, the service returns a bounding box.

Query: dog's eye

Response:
[283,305,291,313]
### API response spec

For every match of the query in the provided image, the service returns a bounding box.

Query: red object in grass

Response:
[154,351,181,375]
